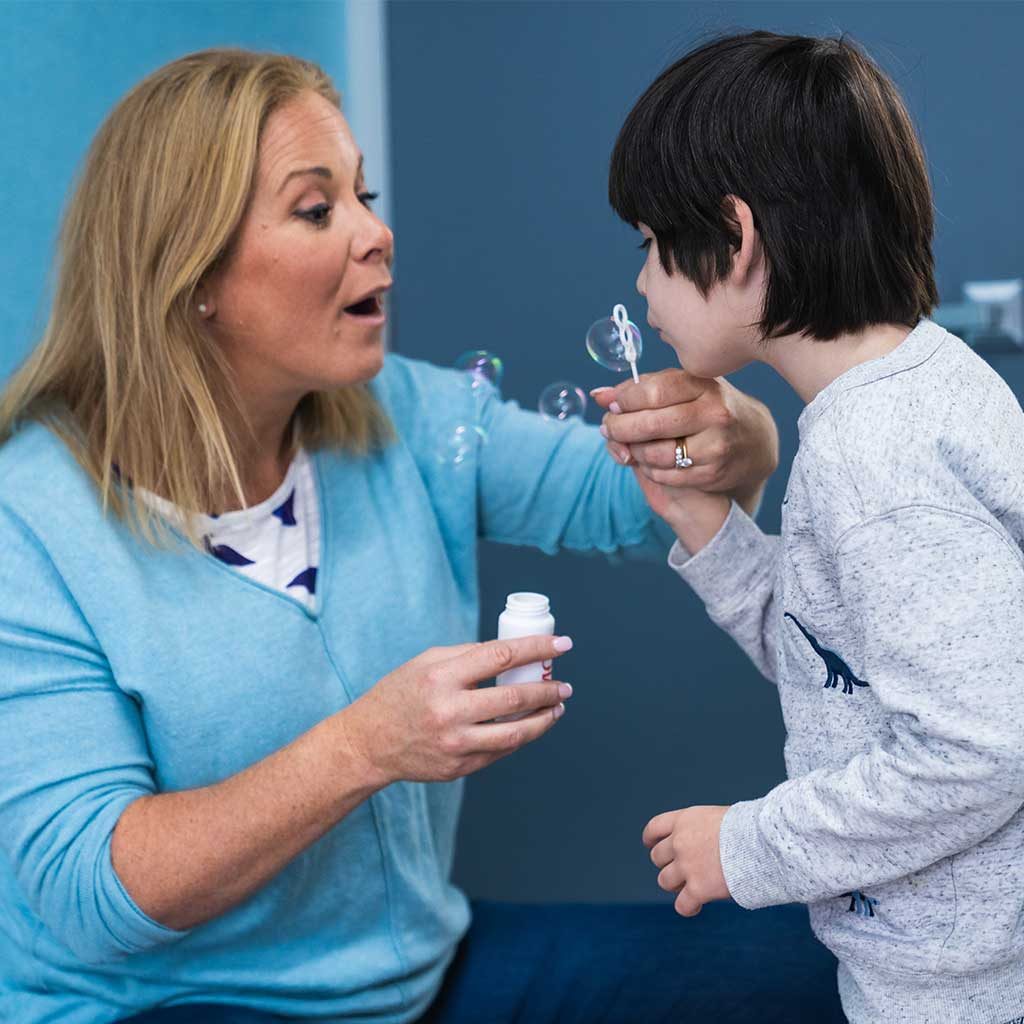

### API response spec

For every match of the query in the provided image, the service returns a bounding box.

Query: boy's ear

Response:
[722,194,762,287]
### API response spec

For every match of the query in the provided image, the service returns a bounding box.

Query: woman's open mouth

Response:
[344,294,383,317]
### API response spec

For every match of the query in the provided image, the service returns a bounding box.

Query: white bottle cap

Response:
[504,592,550,615]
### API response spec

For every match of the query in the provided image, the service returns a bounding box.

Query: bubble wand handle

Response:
[612,304,641,383]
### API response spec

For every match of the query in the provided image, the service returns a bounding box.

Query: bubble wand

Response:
[612,304,640,383]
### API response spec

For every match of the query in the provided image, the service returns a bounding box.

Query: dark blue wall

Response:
[387,1,1024,901]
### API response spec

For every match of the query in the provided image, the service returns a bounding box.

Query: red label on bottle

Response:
[542,659,552,681]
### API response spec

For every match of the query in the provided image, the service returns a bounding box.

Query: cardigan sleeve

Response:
[374,354,675,560]
[474,380,674,558]
[0,504,190,964]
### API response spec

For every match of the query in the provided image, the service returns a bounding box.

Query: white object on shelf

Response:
[962,279,1023,346]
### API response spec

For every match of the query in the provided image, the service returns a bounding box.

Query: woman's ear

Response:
[722,195,762,287]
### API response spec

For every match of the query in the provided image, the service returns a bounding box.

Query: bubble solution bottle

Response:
[496,593,555,692]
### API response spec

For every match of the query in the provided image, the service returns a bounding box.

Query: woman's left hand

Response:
[643,805,732,917]
[592,371,779,517]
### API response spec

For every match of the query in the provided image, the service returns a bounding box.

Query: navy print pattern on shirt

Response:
[844,891,880,917]
[195,457,318,608]
[273,489,297,526]
[204,537,256,566]
[288,566,317,595]
[784,613,869,696]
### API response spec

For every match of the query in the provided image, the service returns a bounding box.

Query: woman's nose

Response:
[355,214,393,266]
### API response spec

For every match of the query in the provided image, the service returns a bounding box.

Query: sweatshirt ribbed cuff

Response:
[718,798,793,910]
[667,501,775,619]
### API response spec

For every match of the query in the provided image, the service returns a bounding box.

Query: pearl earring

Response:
[198,303,208,314]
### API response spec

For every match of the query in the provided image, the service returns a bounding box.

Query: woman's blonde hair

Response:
[0,48,392,546]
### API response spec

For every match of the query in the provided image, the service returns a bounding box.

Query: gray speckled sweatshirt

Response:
[670,320,1024,1023]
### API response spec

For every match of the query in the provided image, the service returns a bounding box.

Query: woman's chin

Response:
[307,347,386,391]
[350,343,387,384]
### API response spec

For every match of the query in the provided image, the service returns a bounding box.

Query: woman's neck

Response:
[227,393,303,510]
[235,448,295,508]
[760,322,915,404]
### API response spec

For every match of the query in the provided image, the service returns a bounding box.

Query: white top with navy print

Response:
[141,449,321,611]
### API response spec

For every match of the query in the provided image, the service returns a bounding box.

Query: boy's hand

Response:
[643,805,732,917]
[592,370,778,516]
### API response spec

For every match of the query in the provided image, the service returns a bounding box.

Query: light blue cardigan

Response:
[0,355,668,1024]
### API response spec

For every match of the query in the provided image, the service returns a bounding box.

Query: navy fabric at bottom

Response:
[119,1008,289,1023]
[118,900,845,1023]
[420,901,845,1024]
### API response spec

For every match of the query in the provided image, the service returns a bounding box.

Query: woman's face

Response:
[202,90,393,403]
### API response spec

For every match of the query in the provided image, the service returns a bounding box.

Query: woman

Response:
[0,50,791,1023]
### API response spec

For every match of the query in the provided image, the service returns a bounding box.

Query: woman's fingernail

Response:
[609,402,622,414]
[558,682,573,699]
[553,702,566,719]
[616,447,631,465]
[590,387,613,396]
[599,424,609,438]
[553,635,574,652]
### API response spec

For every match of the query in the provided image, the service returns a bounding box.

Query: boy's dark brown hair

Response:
[609,31,939,340]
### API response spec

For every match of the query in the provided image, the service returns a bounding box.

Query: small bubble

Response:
[454,350,504,390]
[436,423,480,466]
[539,382,587,423]
[586,315,643,374]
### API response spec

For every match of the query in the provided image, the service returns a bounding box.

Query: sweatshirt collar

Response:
[797,318,949,440]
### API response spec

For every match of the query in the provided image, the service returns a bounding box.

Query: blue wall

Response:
[387,1,1024,902]
[0,0,348,381]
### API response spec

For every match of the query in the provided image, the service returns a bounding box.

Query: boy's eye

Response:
[296,202,332,228]
[638,237,652,251]
[358,191,380,208]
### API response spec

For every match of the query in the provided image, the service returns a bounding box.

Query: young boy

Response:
[597,31,1024,1024]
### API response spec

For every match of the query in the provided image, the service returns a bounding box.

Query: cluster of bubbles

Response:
[435,350,500,466]
[438,306,642,463]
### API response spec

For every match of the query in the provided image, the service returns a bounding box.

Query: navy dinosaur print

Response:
[843,891,879,917]
[784,613,869,696]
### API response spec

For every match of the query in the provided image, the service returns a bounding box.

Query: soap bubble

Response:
[455,350,504,390]
[539,382,587,423]
[436,423,487,466]
[585,315,643,374]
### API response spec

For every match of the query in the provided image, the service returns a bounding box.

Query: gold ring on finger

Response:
[674,437,693,469]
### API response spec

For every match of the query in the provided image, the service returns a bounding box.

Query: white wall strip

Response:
[344,0,392,245]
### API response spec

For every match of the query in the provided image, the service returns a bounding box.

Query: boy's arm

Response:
[718,505,1024,910]
[664,496,784,684]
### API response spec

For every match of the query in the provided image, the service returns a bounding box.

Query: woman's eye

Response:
[638,237,652,251]
[296,203,332,228]
[358,191,380,208]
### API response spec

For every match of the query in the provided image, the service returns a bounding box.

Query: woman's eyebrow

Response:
[276,166,332,195]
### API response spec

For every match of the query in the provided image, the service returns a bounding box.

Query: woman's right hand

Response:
[341,635,574,786]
